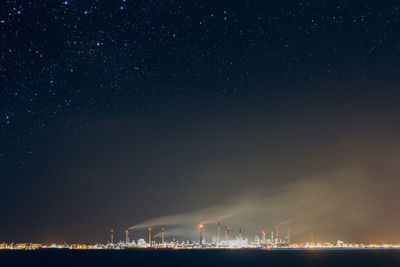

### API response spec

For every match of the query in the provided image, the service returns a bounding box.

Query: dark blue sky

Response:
[1,1,400,243]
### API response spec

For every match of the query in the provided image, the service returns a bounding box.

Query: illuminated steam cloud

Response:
[128,165,400,242]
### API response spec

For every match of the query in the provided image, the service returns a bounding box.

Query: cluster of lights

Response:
[2,241,400,251]
[2,224,400,250]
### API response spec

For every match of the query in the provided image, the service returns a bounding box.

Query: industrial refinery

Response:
[2,221,400,250]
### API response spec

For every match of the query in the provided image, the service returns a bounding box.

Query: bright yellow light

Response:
[199,224,203,229]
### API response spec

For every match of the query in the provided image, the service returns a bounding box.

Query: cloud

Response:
[128,165,400,243]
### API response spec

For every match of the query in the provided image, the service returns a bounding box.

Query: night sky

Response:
[1,1,400,244]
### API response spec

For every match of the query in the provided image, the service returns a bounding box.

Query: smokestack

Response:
[199,224,204,245]
[275,225,280,245]
[125,229,129,244]
[161,228,165,244]
[217,220,220,246]
[225,225,230,242]
[148,227,152,246]
[110,229,114,244]
[261,231,266,244]
[287,229,291,245]
[239,228,242,240]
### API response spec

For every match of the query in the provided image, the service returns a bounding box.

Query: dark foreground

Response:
[1,249,400,267]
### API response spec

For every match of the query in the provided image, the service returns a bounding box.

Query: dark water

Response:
[1,249,400,267]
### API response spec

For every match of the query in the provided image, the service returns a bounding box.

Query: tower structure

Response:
[110,229,114,244]
[199,224,204,245]
[148,227,152,246]
[275,224,280,245]
[161,228,165,244]
[125,229,129,244]
[261,230,266,244]
[217,220,221,246]
[225,225,230,242]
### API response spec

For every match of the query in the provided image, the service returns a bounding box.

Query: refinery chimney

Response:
[161,228,165,244]
[125,229,129,244]
[110,229,114,244]
[199,224,204,245]
[148,227,152,246]
[225,225,230,242]
[217,220,221,246]
[275,225,280,245]
[261,231,266,244]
